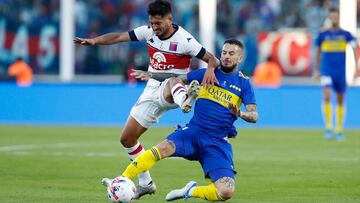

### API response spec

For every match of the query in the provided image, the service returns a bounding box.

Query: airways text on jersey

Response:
[147,44,191,70]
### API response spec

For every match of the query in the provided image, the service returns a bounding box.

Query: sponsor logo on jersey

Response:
[150,51,175,70]
[197,85,242,109]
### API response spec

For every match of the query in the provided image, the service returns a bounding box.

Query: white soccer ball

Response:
[107,176,136,203]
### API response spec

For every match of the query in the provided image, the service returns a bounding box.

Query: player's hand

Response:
[74,37,96,46]
[202,68,219,88]
[130,70,151,81]
[313,70,320,80]
[228,103,240,117]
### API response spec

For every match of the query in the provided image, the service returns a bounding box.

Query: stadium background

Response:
[0,0,359,128]
[0,0,359,203]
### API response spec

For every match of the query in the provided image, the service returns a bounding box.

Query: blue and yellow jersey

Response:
[315,29,356,75]
[187,68,256,136]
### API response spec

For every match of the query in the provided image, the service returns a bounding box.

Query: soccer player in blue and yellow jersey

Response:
[103,39,258,201]
[314,8,359,140]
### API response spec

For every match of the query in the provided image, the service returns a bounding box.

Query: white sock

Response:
[171,83,187,107]
[125,142,153,186]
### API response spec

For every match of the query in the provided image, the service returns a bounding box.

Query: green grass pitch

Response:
[0,125,359,202]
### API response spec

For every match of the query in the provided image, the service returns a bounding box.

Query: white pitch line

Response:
[0,143,109,152]
[0,144,41,152]
[0,143,125,158]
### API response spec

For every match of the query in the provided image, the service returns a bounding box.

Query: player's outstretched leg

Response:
[120,116,156,198]
[166,177,235,201]
[167,78,200,113]
[122,140,176,199]
[165,181,197,201]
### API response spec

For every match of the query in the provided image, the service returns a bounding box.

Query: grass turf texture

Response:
[0,125,359,203]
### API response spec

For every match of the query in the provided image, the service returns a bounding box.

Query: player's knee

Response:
[168,77,183,87]
[217,186,234,200]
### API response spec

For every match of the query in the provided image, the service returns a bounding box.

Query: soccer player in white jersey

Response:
[74,0,218,199]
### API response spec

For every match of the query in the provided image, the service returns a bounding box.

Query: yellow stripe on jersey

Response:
[197,85,242,109]
[321,40,347,52]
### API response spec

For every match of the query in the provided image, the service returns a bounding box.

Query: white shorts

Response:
[130,79,178,128]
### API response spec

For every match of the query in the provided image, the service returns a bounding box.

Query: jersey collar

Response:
[158,24,179,41]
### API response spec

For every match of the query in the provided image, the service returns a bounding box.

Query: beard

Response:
[220,62,237,73]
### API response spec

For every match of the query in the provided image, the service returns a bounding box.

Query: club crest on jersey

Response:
[169,42,178,51]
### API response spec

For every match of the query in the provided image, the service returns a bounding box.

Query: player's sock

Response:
[335,104,345,132]
[190,183,223,201]
[322,101,333,130]
[171,83,187,107]
[122,147,161,181]
[125,142,152,186]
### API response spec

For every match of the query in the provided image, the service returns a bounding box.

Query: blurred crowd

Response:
[0,0,343,76]
[217,0,336,36]
[0,0,59,26]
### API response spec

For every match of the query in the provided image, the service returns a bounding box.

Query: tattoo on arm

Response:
[150,73,179,81]
[165,139,176,150]
[149,72,189,83]
[240,104,258,123]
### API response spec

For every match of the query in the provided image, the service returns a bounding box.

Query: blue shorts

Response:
[166,124,236,182]
[320,70,346,93]
[320,74,346,93]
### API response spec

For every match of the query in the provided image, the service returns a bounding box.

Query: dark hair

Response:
[147,0,172,17]
[329,7,339,13]
[224,39,244,49]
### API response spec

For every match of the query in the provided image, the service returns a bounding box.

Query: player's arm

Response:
[313,33,323,80]
[130,70,189,82]
[240,104,258,123]
[74,32,131,46]
[313,47,321,80]
[228,103,258,123]
[351,42,359,79]
[200,51,219,86]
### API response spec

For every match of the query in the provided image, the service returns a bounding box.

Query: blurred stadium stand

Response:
[0,0,342,80]
[1,0,359,128]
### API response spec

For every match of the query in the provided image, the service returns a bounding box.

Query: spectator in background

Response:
[8,57,33,86]
[303,0,329,37]
[253,56,282,87]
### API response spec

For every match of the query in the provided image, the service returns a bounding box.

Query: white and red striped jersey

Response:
[128,24,206,74]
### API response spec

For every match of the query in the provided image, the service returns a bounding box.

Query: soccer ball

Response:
[107,176,136,203]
